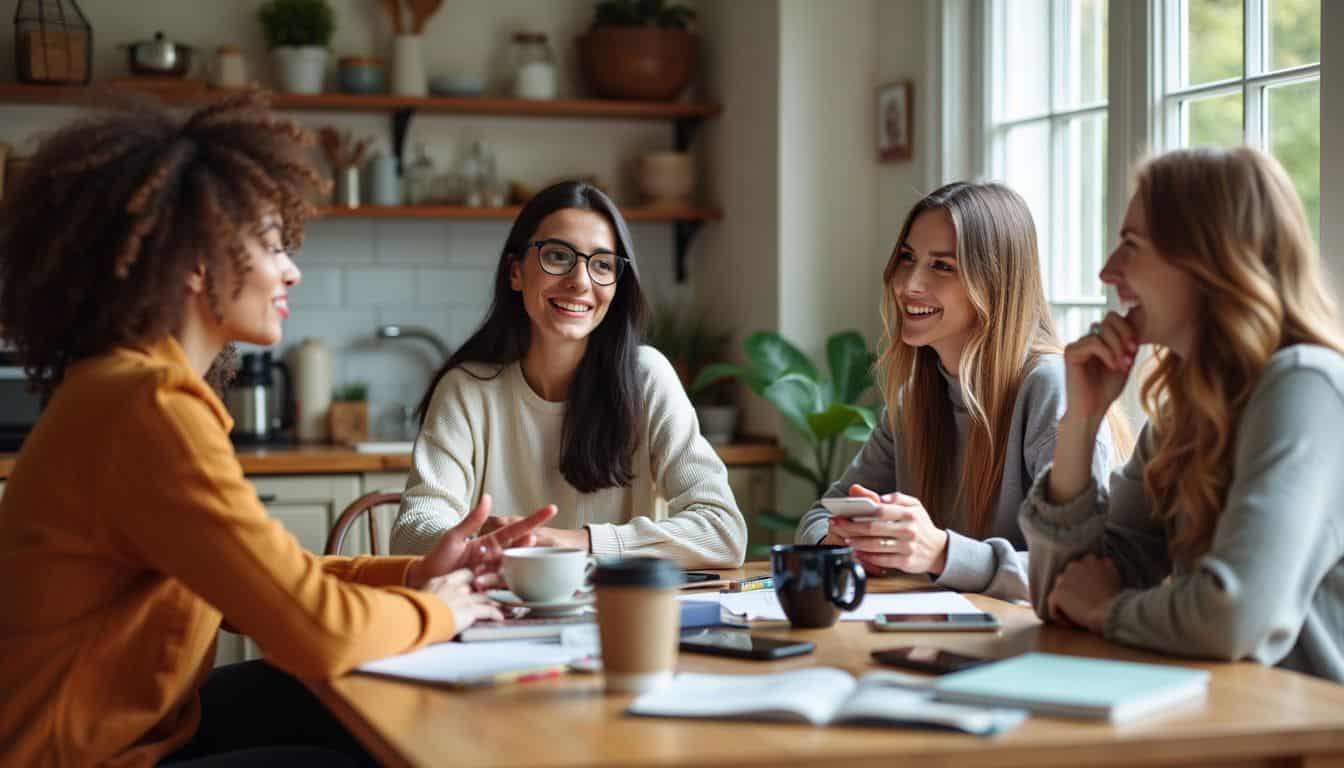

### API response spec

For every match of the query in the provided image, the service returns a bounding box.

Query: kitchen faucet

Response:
[375,324,451,362]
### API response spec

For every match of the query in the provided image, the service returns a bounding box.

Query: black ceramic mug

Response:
[770,544,867,628]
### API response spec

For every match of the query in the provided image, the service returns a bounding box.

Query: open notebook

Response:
[627,667,1026,736]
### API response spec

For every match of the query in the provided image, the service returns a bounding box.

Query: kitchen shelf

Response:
[317,205,723,222]
[0,81,722,280]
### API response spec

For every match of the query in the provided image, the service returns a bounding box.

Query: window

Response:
[986,0,1110,342]
[1157,0,1321,239]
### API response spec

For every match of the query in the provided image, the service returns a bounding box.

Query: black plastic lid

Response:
[593,557,683,588]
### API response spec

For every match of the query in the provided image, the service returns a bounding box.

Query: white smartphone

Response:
[820,497,880,520]
[870,612,1002,632]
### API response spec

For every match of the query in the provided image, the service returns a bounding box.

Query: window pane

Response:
[1267,79,1320,240]
[997,0,1051,120]
[1183,0,1242,87]
[1059,0,1108,108]
[1268,0,1320,71]
[1056,114,1108,302]
[1001,121,1053,284]
[1184,90,1243,147]
[1053,306,1106,344]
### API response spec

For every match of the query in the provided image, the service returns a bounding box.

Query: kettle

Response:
[226,352,294,443]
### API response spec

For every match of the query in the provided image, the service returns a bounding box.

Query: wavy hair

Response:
[1135,147,1344,560]
[415,181,648,493]
[0,89,324,393]
[879,182,1131,535]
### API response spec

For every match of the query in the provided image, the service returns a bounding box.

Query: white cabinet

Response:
[215,473,361,667]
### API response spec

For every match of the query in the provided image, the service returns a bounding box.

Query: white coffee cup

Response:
[500,546,595,603]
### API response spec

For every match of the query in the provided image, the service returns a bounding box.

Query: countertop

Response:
[0,441,787,480]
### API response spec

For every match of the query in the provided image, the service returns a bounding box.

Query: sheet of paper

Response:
[358,640,589,685]
[688,590,981,621]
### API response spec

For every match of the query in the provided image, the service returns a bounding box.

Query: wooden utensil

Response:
[409,0,443,35]
[379,0,403,35]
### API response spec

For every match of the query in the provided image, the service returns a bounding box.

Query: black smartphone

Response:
[679,629,815,660]
[870,645,990,675]
[871,612,1001,632]
[682,571,719,584]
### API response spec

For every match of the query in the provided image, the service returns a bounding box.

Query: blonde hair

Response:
[1135,147,1344,560]
[879,182,1131,535]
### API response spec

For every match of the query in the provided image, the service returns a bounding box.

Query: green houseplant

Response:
[693,330,878,530]
[578,0,698,101]
[645,305,737,442]
[259,0,335,94]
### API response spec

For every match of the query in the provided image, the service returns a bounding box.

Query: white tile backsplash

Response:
[287,268,343,308]
[344,269,419,306]
[297,219,378,265]
[415,269,495,306]
[373,220,455,266]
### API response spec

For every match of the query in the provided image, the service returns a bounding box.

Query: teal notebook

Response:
[933,653,1210,724]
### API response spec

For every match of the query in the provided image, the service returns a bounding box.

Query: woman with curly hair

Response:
[1021,146,1344,682]
[0,91,553,766]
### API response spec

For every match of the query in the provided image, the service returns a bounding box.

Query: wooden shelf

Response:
[0,82,721,121]
[317,205,723,222]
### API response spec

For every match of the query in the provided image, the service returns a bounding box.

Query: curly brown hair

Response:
[0,88,326,394]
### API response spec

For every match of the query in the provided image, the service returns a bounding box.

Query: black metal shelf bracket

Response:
[391,107,414,174]
[674,116,703,152]
[674,219,704,282]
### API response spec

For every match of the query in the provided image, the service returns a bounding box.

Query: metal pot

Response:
[121,31,194,77]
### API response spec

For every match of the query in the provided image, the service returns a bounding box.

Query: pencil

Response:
[727,576,773,592]
[451,664,569,689]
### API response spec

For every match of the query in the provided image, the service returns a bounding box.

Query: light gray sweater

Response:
[1021,344,1344,683]
[795,355,1114,602]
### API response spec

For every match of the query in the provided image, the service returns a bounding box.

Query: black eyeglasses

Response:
[530,239,628,286]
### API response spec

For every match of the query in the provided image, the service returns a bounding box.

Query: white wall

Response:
[0,0,691,437]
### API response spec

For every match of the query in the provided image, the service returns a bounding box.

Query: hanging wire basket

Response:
[14,0,93,85]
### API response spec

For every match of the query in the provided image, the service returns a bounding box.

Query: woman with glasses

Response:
[795,182,1130,602]
[389,181,747,567]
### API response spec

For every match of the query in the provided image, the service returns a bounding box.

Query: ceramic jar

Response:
[638,151,695,205]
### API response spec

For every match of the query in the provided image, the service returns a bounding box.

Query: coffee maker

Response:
[225,352,294,444]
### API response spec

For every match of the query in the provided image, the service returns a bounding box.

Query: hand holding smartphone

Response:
[820,497,880,522]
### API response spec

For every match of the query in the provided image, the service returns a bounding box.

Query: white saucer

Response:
[487,589,595,617]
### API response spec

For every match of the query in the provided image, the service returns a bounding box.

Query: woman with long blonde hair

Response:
[796,182,1127,602]
[1022,146,1344,682]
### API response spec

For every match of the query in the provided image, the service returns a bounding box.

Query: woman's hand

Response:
[405,494,557,590]
[482,515,591,552]
[1064,310,1138,423]
[826,484,949,576]
[423,568,505,632]
[1046,554,1122,633]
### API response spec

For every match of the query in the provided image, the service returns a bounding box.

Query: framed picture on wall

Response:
[877,80,913,163]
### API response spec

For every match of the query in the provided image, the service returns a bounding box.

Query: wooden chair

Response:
[325,490,402,556]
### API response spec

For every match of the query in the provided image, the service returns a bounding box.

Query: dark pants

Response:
[160,660,376,767]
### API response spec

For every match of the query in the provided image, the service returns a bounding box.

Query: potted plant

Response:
[693,331,878,533]
[577,0,698,101]
[645,305,736,443]
[259,0,335,94]
[328,382,369,446]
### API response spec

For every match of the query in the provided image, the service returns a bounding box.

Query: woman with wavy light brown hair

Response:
[1022,146,1344,682]
[0,91,552,767]
[795,182,1128,602]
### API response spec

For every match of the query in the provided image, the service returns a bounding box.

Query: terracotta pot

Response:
[576,28,697,101]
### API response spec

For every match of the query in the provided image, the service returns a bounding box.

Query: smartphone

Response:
[679,629,815,660]
[870,646,991,675]
[871,612,1001,632]
[682,571,720,584]
[820,497,880,520]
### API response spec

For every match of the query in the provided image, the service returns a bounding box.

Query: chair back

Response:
[325,490,402,556]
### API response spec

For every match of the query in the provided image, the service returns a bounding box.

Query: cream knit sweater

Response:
[390,346,747,568]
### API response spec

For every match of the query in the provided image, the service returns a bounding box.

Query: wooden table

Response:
[311,566,1344,768]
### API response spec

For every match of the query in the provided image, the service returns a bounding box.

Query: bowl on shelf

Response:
[429,73,485,97]
[339,56,386,94]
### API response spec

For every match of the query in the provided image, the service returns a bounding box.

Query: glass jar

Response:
[511,32,556,100]
[403,144,436,205]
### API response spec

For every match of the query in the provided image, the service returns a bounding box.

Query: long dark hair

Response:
[416,181,648,493]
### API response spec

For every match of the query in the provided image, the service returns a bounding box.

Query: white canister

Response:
[392,35,428,97]
[368,153,402,206]
[212,45,247,89]
[515,61,556,100]
[291,337,332,442]
[272,46,328,94]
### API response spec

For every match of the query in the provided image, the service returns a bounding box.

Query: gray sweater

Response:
[1020,344,1344,683]
[795,355,1114,602]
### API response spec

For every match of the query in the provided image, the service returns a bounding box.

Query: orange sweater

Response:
[0,338,458,767]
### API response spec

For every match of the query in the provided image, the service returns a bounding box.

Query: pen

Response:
[451,664,569,689]
[728,575,773,592]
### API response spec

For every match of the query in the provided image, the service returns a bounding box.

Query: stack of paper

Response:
[679,590,981,621]
[358,640,590,688]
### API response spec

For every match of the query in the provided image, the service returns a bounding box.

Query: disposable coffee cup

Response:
[594,557,683,693]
